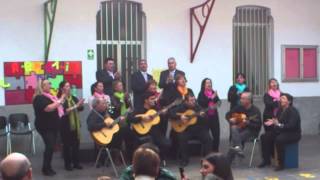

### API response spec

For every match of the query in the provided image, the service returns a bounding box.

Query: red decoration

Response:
[190,0,215,63]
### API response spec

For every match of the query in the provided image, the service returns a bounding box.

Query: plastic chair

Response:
[0,116,11,155]
[8,113,35,154]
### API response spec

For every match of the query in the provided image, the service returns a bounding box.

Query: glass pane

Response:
[285,48,300,79]
[303,48,317,78]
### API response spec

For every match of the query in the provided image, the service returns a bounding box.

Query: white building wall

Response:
[0,0,320,106]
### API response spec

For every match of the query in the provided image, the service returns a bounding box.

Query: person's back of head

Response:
[132,147,160,180]
[0,153,32,180]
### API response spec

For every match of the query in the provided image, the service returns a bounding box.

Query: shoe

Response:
[230,146,245,158]
[65,165,73,171]
[48,169,56,175]
[258,161,270,168]
[73,165,83,170]
[274,165,284,171]
[42,169,56,176]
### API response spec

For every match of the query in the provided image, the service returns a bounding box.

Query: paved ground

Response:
[1,135,320,180]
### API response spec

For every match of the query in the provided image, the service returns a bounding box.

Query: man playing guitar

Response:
[168,92,212,167]
[127,92,171,162]
[225,92,262,161]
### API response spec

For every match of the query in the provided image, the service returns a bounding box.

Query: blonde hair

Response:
[33,79,44,100]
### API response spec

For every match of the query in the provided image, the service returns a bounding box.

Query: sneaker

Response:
[230,146,245,158]
[258,161,270,168]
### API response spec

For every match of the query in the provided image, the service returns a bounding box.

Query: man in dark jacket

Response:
[131,59,153,109]
[96,58,121,95]
[225,92,261,160]
[258,93,301,171]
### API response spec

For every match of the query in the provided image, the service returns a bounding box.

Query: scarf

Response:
[94,92,110,103]
[268,89,281,116]
[66,96,81,139]
[42,92,64,117]
[235,83,246,94]
[204,89,216,115]
[114,92,127,115]
[177,86,188,99]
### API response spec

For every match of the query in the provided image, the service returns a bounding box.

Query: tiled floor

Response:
[1,135,320,180]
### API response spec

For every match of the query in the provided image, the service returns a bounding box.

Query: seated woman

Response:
[89,81,111,109]
[200,153,234,180]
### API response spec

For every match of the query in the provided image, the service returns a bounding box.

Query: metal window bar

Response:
[233,6,273,96]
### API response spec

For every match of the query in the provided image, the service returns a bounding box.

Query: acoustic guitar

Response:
[91,108,132,145]
[171,105,217,133]
[230,113,258,128]
[132,99,182,135]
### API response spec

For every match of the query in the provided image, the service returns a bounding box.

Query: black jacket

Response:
[263,93,280,132]
[86,110,107,132]
[275,106,301,134]
[131,71,153,109]
[226,104,262,135]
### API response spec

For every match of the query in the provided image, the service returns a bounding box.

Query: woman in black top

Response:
[263,78,281,132]
[198,78,221,152]
[57,81,84,171]
[33,79,65,176]
[227,73,249,110]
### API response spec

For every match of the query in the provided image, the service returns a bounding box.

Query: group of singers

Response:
[32,57,301,176]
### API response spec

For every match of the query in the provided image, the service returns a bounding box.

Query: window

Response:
[282,45,318,82]
[96,0,147,90]
[233,6,274,96]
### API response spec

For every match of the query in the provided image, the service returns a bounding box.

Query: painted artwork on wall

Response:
[3,61,82,105]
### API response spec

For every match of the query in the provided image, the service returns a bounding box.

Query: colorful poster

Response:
[3,61,82,105]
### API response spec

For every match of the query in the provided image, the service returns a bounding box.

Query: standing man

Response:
[96,58,121,96]
[131,59,153,109]
[159,57,185,106]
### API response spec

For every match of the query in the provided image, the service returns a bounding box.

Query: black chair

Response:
[0,116,11,155]
[8,113,35,154]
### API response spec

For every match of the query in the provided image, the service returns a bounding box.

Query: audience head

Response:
[132,147,160,178]
[167,57,177,71]
[103,58,115,72]
[200,153,233,180]
[0,153,32,180]
[268,78,279,91]
[112,80,124,93]
[92,98,108,112]
[138,59,148,72]
[175,74,187,87]
[240,92,253,108]
[57,80,71,98]
[235,73,246,84]
[280,93,293,107]
[200,78,213,92]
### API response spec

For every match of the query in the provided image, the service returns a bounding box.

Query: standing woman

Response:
[263,78,281,132]
[57,81,85,171]
[89,81,111,109]
[33,79,65,176]
[227,73,249,110]
[198,78,221,152]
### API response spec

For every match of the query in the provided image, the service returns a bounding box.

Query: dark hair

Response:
[104,58,114,65]
[132,147,160,177]
[57,80,69,98]
[142,91,155,101]
[185,91,195,101]
[281,93,293,105]
[204,153,234,180]
[235,73,246,79]
[146,79,157,89]
[200,78,212,93]
[91,81,104,95]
